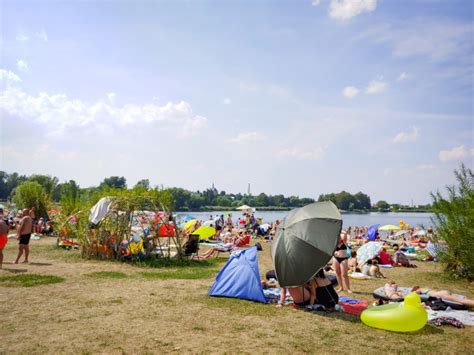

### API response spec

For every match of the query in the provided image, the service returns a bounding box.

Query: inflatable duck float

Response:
[361,292,427,332]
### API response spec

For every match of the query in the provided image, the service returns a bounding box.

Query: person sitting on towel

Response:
[368,259,385,278]
[412,287,474,308]
[277,284,311,309]
[308,269,339,310]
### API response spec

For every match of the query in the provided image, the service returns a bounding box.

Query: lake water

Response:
[176,211,436,228]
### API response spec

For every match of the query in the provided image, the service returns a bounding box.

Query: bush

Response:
[12,181,51,218]
[431,164,474,279]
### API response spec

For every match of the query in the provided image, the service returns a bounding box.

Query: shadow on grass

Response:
[0,274,65,287]
[2,268,28,273]
[84,271,128,279]
[138,268,219,280]
[305,309,361,323]
[29,262,53,266]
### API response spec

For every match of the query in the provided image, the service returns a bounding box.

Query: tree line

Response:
[0,170,429,213]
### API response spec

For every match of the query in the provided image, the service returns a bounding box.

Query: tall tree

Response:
[100,176,127,189]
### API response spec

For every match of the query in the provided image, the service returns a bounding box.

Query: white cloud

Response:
[393,127,419,143]
[16,33,29,42]
[228,132,266,143]
[329,0,377,20]
[0,80,207,138]
[397,72,408,82]
[439,145,472,162]
[35,29,48,42]
[278,146,326,161]
[16,59,29,72]
[223,97,231,105]
[342,86,359,98]
[106,92,116,103]
[365,80,387,94]
[0,69,22,86]
[311,0,322,6]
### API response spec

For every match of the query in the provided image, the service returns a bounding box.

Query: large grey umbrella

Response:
[271,201,342,287]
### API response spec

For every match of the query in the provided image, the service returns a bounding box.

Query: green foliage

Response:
[138,269,218,280]
[318,191,371,211]
[28,174,59,198]
[12,181,51,218]
[59,180,81,216]
[0,171,28,199]
[375,200,390,211]
[100,176,127,189]
[134,179,150,190]
[0,274,65,287]
[431,164,474,279]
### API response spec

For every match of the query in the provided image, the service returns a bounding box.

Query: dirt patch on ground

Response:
[1,238,473,353]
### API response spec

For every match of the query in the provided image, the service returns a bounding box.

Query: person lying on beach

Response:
[384,281,404,300]
[193,233,249,259]
[412,287,474,307]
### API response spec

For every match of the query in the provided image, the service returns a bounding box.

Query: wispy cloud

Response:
[16,59,29,72]
[393,127,419,143]
[365,80,387,94]
[329,0,377,21]
[228,132,266,143]
[0,69,22,85]
[397,72,408,82]
[439,145,473,162]
[35,29,48,42]
[223,97,231,105]
[277,146,327,161]
[342,86,359,98]
[16,33,29,42]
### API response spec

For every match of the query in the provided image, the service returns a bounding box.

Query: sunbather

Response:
[277,284,311,308]
[368,259,385,278]
[192,233,249,259]
[384,281,404,300]
[412,287,474,307]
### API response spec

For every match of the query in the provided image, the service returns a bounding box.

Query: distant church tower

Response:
[247,183,251,196]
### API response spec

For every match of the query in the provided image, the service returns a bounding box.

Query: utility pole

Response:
[247,183,251,196]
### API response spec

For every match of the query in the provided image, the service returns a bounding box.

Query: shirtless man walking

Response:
[15,209,33,264]
[0,207,10,269]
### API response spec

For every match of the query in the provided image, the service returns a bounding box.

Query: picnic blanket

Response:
[428,309,474,326]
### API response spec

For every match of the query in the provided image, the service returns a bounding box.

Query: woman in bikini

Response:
[277,283,312,309]
[333,231,352,293]
[412,287,474,307]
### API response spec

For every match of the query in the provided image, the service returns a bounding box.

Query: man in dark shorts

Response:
[15,208,33,264]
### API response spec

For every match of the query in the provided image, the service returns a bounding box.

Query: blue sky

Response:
[1,0,473,204]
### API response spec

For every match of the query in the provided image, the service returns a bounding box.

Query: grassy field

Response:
[1,237,473,353]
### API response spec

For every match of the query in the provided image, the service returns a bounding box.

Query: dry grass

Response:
[1,237,473,354]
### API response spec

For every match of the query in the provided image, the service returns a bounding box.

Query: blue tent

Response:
[367,224,380,241]
[208,246,266,303]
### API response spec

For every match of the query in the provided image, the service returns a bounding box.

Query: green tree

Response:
[59,180,81,216]
[100,176,127,189]
[12,181,50,218]
[375,200,390,211]
[431,164,474,279]
[134,179,150,190]
[28,174,59,197]
[4,172,27,198]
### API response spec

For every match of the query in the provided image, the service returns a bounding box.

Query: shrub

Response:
[431,164,474,279]
[12,181,51,218]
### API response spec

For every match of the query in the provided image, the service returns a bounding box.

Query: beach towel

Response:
[429,317,464,328]
[428,309,474,326]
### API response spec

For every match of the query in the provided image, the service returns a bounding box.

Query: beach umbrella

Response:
[356,241,383,264]
[379,224,401,231]
[182,215,195,222]
[191,226,216,240]
[271,201,342,287]
[394,230,410,238]
[413,229,427,237]
[367,224,380,241]
[183,219,197,232]
[237,205,256,213]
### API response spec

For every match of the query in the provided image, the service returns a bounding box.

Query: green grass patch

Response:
[84,271,128,279]
[138,268,218,280]
[0,274,65,287]
[134,257,227,269]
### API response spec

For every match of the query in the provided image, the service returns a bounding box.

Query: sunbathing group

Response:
[277,269,339,311]
[384,281,474,307]
[191,229,251,259]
